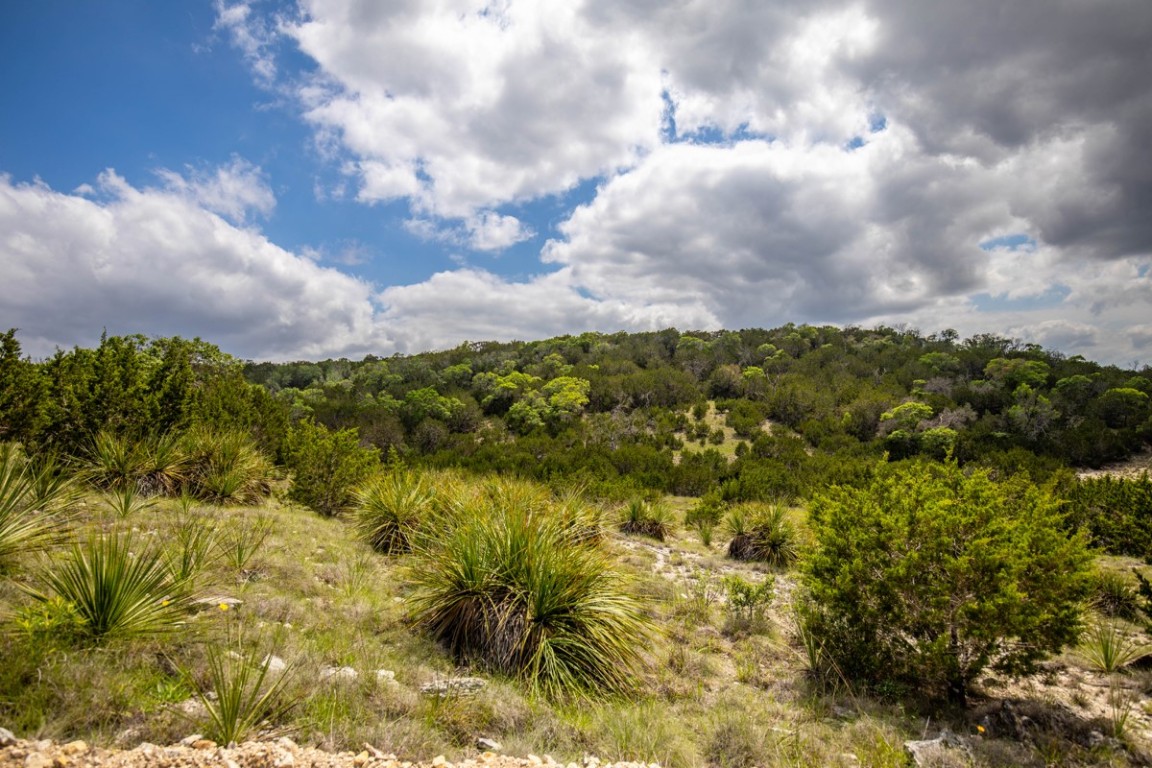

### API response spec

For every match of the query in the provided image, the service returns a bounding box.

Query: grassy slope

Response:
[1,488,1149,767]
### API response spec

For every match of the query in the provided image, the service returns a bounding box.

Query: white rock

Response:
[263,655,288,673]
[321,666,358,682]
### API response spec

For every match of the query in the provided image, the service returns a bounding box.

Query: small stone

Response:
[274,749,296,767]
[376,669,397,683]
[263,655,288,673]
[225,759,241,768]
[432,756,448,767]
[24,754,51,768]
[51,756,69,768]
[354,751,370,766]
[528,754,543,765]
[476,738,502,752]
[192,739,217,750]
[180,735,204,747]
[60,742,87,756]
[0,727,16,747]
[321,665,359,682]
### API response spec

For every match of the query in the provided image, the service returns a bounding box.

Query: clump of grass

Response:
[25,531,192,644]
[216,514,274,574]
[726,503,799,568]
[353,471,434,554]
[1091,570,1141,622]
[182,427,275,505]
[618,498,674,541]
[102,483,158,519]
[185,642,295,746]
[407,500,654,697]
[0,443,78,571]
[1076,620,1152,674]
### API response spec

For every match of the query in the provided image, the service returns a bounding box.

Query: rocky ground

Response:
[0,731,659,768]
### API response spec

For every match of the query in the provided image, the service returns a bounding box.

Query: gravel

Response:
[0,736,661,768]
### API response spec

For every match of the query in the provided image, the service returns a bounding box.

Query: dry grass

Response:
[0,472,1147,767]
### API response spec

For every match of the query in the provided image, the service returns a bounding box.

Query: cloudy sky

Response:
[2,1,1151,364]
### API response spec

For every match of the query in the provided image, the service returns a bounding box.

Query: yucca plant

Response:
[1091,570,1141,622]
[407,502,654,698]
[1077,620,1152,674]
[0,443,78,572]
[165,509,222,589]
[726,503,798,568]
[216,515,274,574]
[186,642,295,746]
[619,498,674,541]
[182,427,275,505]
[353,470,434,554]
[101,483,158,519]
[25,531,191,643]
[84,431,148,490]
[137,431,189,497]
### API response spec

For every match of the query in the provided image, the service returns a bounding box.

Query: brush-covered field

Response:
[3,439,1152,768]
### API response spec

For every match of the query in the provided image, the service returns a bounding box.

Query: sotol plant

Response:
[0,443,78,572]
[26,531,193,643]
[353,470,434,554]
[407,497,654,697]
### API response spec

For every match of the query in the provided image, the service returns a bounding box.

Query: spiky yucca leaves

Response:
[182,427,275,505]
[0,444,78,572]
[27,532,192,643]
[407,501,653,698]
[618,498,674,541]
[102,484,159,519]
[726,503,799,567]
[165,509,222,590]
[1077,620,1152,674]
[84,431,148,490]
[84,431,189,496]
[187,643,295,746]
[353,471,434,554]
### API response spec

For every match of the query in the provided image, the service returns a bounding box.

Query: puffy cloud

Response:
[0,169,384,360]
[154,156,275,224]
[286,0,665,217]
[194,0,1152,366]
[377,268,718,353]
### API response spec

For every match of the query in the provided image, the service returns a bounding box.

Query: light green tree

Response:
[802,460,1093,703]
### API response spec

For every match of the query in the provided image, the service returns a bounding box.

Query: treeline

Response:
[241,324,1151,496]
[3,324,1151,507]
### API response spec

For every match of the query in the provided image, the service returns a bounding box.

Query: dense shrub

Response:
[283,420,379,516]
[802,459,1093,703]
[1064,474,1152,560]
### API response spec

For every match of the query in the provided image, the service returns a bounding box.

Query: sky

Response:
[1,1,1151,366]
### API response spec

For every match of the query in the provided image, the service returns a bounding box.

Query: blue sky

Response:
[2,1,1151,364]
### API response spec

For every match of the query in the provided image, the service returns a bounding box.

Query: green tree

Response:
[802,460,1092,703]
[283,420,379,516]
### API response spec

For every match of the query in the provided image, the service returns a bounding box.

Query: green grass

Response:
[0,459,1145,767]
